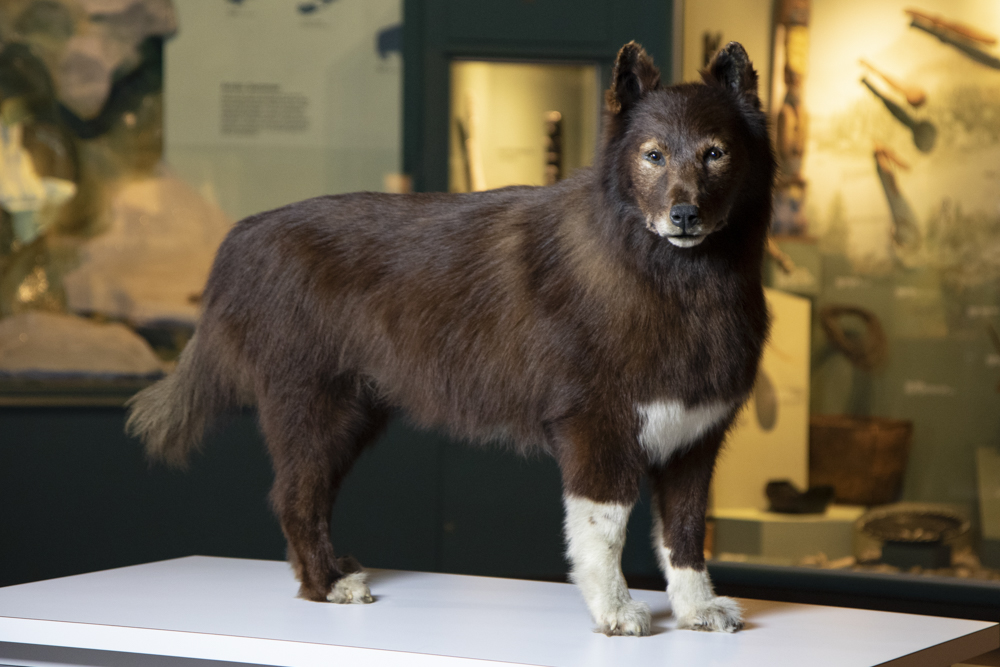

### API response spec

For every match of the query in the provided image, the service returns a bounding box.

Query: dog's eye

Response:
[706,147,725,161]
[645,150,665,165]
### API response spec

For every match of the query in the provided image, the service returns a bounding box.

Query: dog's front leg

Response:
[563,495,650,636]
[650,428,743,632]
[555,416,649,636]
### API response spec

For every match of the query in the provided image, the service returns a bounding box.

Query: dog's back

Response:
[185,181,599,445]
[128,41,774,636]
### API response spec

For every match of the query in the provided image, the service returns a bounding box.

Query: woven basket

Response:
[809,415,913,506]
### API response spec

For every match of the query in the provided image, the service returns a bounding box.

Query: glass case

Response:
[705,0,1000,593]
[0,0,402,402]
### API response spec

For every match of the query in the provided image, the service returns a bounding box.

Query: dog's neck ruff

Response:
[636,399,734,465]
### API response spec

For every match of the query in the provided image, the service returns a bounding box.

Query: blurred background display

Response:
[0,0,401,396]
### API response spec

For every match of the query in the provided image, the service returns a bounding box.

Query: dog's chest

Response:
[636,400,735,464]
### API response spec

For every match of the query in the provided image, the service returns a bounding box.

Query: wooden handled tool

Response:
[905,9,997,45]
[860,59,926,108]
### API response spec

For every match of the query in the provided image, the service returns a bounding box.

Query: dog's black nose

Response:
[669,204,700,233]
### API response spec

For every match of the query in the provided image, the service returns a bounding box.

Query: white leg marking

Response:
[326,571,373,604]
[564,495,651,636]
[652,510,743,632]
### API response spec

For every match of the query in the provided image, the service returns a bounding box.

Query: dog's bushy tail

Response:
[126,332,230,467]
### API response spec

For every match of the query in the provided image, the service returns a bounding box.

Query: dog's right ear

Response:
[606,42,661,116]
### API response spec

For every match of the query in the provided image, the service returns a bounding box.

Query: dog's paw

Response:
[675,595,743,633]
[326,571,373,604]
[595,599,652,637]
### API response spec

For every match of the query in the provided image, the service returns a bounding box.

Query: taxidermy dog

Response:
[127,41,774,637]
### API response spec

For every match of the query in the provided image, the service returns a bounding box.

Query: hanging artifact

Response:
[859,59,926,107]
[543,111,563,186]
[860,77,936,153]
[907,9,1000,70]
[819,304,889,372]
[872,143,921,259]
[771,0,810,236]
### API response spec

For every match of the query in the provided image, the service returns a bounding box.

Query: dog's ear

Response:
[703,42,760,108]
[606,41,661,115]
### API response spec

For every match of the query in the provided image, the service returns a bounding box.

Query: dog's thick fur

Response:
[128,42,774,636]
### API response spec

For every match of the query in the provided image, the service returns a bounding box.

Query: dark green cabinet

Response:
[1,408,658,587]
[404,0,674,192]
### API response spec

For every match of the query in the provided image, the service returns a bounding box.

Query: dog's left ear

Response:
[606,41,661,115]
[703,42,761,109]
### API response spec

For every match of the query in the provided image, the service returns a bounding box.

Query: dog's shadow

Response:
[649,609,672,635]
[649,609,758,634]
[364,568,437,603]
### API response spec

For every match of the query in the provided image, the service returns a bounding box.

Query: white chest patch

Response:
[637,400,734,464]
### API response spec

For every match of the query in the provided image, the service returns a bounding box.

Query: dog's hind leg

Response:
[649,426,743,632]
[257,373,390,603]
[553,414,650,636]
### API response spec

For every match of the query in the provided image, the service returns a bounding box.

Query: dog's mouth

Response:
[665,234,706,248]
[647,215,711,247]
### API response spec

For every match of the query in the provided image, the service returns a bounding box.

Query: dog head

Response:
[601,41,772,250]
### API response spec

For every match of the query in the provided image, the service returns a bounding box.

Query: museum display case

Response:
[707,0,1000,590]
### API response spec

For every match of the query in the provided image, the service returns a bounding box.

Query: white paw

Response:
[595,599,652,636]
[675,595,743,633]
[326,572,373,604]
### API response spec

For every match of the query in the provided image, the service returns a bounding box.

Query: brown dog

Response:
[127,41,774,636]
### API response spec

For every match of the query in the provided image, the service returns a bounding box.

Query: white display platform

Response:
[0,556,997,667]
